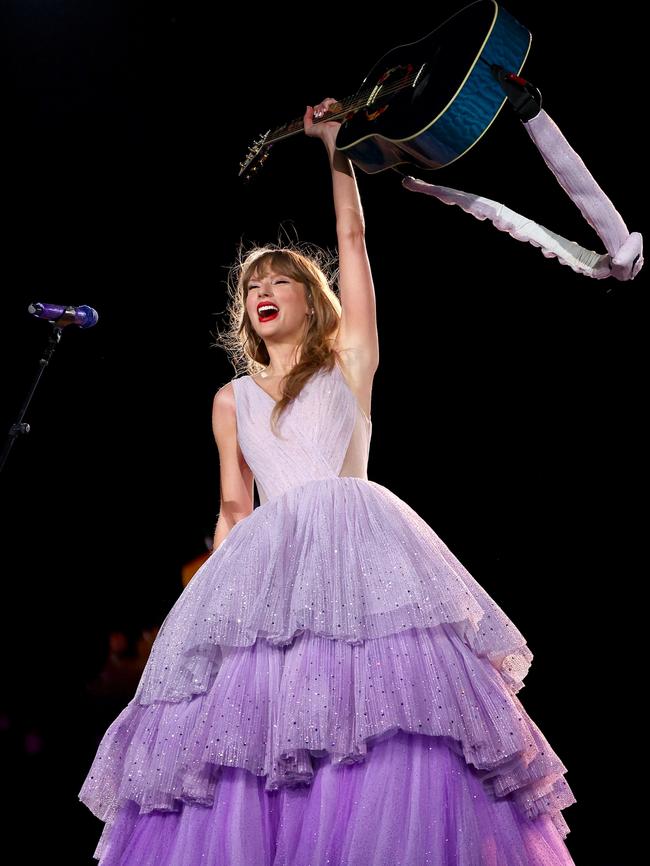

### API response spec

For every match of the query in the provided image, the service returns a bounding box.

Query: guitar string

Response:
[262,73,421,146]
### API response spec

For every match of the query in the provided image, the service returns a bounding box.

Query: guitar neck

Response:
[265,67,422,146]
[262,95,354,146]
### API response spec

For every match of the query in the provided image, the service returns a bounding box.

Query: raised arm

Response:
[304,100,379,377]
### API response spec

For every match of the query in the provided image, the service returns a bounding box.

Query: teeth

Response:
[258,304,279,316]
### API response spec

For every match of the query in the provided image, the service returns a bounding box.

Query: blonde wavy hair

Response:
[212,239,343,437]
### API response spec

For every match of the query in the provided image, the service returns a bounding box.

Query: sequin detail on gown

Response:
[78,356,577,865]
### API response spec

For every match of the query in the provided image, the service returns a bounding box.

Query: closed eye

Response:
[248,280,288,289]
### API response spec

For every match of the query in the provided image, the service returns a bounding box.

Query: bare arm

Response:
[211,382,254,551]
[305,100,379,372]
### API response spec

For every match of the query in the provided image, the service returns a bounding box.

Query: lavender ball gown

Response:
[79,357,577,865]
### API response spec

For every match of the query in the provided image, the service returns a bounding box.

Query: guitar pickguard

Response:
[365,63,415,121]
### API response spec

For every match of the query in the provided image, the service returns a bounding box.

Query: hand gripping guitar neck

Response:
[402,66,643,282]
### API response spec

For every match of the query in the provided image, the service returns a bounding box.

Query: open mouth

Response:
[258,303,279,322]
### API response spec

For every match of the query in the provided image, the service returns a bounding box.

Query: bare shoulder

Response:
[213,380,236,414]
[212,381,238,448]
[212,380,254,514]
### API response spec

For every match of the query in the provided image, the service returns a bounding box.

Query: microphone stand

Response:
[0,322,66,475]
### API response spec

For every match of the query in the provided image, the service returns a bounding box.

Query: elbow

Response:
[213,507,251,552]
[336,218,365,239]
[220,501,253,528]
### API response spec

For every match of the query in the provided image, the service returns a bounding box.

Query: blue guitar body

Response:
[239,1,532,181]
[335,0,531,174]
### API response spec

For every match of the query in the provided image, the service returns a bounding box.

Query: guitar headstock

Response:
[239,130,272,181]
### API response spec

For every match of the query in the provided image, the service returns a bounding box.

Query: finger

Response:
[315,99,338,118]
[304,105,314,124]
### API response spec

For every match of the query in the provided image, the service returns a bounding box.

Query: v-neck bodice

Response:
[232,359,372,505]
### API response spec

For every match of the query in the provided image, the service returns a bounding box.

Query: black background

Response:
[0,1,644,862]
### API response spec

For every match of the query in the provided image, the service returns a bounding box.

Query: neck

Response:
[264,343,303,376]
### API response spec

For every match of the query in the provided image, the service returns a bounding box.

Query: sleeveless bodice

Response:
[231,359,372,505]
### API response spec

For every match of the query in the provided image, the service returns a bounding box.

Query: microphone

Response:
[27,302,99,328]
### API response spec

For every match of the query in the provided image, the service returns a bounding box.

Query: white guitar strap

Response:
[401,107,643,283]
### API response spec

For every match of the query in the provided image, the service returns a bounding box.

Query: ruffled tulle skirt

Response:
[97,729,575,866]
[79,478,577,865]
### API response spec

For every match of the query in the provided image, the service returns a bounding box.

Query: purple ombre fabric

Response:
[79,358,578,864]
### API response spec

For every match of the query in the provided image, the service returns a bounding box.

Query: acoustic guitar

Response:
[239,0,531,180]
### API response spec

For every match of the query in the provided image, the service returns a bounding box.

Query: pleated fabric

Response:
[79,358,578,864]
